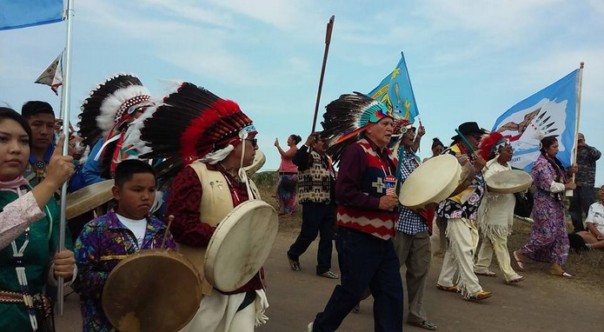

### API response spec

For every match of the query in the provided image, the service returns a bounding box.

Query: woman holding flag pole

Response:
[0,107,76,332]
[513,63,584,278]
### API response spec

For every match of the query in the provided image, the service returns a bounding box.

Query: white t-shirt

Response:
[585,201,604,234]
[116,214,148,249]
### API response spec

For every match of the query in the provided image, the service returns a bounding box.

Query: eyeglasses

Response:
[244,138,257,148]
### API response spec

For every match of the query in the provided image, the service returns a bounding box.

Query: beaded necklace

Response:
[9,186,53,331]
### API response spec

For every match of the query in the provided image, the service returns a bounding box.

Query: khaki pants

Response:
[475,232,519,282]
[394,232,431,323]
[437,218,483,298]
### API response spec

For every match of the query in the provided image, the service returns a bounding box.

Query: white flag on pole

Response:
[35,52,63,95]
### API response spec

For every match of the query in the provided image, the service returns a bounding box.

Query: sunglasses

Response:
[244,138,258,148]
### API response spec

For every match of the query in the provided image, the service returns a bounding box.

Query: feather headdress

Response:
[78,74,153,177]
[478,131,510,161]
[138,82,255,178]
[78,74,151,146]
[321,92,402,163]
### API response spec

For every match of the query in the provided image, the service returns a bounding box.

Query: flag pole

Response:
[57,0,75,315]
[566,62,583,197]
[572,62,584,166]
[311,15,335,133]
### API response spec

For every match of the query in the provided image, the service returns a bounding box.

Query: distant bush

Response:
[252,171,278,188]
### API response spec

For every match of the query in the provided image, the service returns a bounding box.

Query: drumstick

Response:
[161,215,175,249]
[454,129,489,170]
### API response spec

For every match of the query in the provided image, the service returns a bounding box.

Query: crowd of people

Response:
[0,73,601,331]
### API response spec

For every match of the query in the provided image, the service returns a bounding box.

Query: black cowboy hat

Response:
[451,121,488,141]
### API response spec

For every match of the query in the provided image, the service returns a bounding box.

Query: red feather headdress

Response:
[138,82,255,178]
[478,131,509,161]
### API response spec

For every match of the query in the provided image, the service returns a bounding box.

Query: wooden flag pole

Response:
[311,15,335,133]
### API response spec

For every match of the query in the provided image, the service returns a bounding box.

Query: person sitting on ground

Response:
[73,159,176,331]
[576,185,604,250]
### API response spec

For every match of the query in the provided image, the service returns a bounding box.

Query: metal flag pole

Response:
[57,0,75,315]
[311,15,335,133]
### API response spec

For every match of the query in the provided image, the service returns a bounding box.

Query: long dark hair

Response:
[0,107,33,146]
[540,135,565,181]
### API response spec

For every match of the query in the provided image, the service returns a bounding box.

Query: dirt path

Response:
[56,225,603,331]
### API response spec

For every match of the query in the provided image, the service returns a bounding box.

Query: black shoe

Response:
[287,254,301,271]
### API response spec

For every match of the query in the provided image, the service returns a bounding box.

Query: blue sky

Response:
[1,0,603,185]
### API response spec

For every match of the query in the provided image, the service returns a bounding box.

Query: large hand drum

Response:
[399,154,462,209]
[65,180,114,219]
[103,250,202,332]
[204,200,278,292]
[487,169,533,194]
[244,149,266,176]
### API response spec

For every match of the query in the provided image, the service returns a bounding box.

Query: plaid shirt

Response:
[395,149,428,235]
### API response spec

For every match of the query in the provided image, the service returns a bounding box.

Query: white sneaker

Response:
[307,322,314,332]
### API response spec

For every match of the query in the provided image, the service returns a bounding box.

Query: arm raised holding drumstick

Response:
[435,121,493,301]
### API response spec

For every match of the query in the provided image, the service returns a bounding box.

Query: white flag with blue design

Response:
[492,69,579,171]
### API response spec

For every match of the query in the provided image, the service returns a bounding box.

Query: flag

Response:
[35,52,63,95]
[0,0,63,31]
[368,52,420,123]
[492,69,579,172]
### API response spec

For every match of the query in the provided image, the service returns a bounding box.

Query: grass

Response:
[253,170,604,287]
[252,171,302,235]
[509,219,604,286]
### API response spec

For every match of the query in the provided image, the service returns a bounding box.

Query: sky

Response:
[1,0,603,185]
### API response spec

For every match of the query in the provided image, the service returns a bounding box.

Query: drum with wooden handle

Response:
[65,180,114,219]
[102,249,202,332]
[487,169,533,194]
[399,154,462,210]
[204,199,278,292]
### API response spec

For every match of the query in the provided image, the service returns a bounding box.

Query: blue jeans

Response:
[312,227,403,332]
[288,202,336,274]
[569,186,595,232]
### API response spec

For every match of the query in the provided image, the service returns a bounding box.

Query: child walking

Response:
[73,159,176,331]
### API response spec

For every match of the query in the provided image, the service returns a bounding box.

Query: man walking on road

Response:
[309,93,403,332]
[287,132,338,279]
